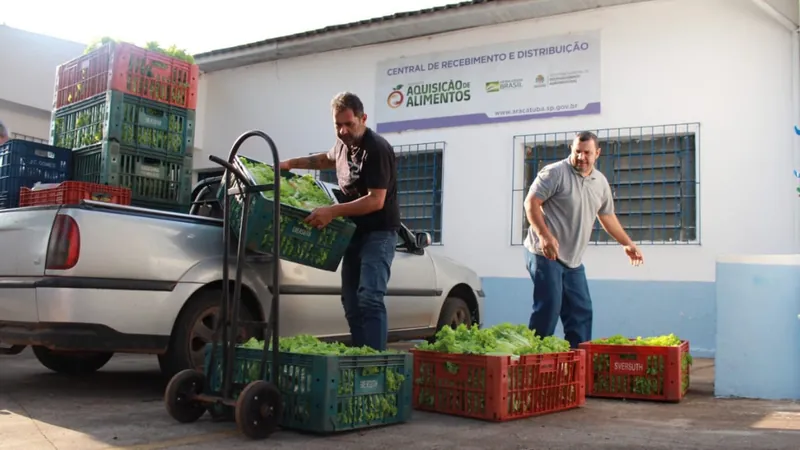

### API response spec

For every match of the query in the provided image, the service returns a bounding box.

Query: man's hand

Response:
[304,206,335,229]
[539,233,559,261]
[279,160,291,171]
[597,213,642,266]
[624,244,644,266]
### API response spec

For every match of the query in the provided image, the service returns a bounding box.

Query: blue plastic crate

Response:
[0,140,72,209]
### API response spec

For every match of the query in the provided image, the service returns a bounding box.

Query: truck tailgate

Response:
[0,207,59,323]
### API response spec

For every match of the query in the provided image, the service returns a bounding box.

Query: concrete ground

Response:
[2,347,800,450]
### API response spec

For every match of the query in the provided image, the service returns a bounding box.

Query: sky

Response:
[4,0,458,54]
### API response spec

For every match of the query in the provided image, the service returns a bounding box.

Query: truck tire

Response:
[32,346,113,375]
[159,288,257,379]
[432,296,473,341]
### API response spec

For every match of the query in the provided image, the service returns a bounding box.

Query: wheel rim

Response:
[449,307,469,328]
[259,400,276,419]
[189,306,250,370]
[177,377,201,406]
[236,382,282,439]
[249,393,275,427]
[165,370,207,423]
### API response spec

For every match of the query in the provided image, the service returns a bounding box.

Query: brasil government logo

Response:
[387,85,404,109]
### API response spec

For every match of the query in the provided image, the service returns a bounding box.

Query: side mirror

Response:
[415,232,431,249]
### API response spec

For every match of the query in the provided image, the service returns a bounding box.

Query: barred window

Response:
[511,123,700,245]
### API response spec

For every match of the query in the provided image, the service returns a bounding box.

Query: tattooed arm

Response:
[280,151,336,171]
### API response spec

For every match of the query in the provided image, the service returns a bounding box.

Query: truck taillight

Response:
[46,214,80,270]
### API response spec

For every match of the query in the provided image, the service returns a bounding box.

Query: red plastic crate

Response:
[54,42,199,110]
[578,339,691,402]
[19,181,131,207]
[411,349,585,422]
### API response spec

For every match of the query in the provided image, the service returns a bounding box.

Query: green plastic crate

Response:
[72,140,192,208]
[50,90,195,158]
[203,344,413,433]
[219,155,356,272]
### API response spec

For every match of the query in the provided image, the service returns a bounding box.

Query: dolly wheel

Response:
[235,380,283,439]
[165,369,207,423]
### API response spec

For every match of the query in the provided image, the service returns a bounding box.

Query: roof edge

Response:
[193,0,494,60]
[194,0,654,73]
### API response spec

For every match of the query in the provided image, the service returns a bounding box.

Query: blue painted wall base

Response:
[715,260,800,400]
[481,277,716,358]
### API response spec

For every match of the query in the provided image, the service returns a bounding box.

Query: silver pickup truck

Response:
[0,177,484,377]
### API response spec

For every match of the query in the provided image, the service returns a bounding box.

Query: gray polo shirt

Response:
[523,158,614,268]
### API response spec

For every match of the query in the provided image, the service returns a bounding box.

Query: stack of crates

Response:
[49,41,199,212]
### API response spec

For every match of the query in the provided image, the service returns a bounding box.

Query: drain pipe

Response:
[751,0,800,252]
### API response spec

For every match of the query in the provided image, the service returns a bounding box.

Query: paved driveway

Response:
[1,348,799,449]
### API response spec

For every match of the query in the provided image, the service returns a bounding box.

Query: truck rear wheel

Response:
[32,346,113,375]
[159,288,257,379]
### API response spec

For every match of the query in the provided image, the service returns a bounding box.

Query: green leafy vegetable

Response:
[84,36,195,63]
[588,333,693,397]
[239,334,399,356]
[239,157,334,212]
[590,333,682,346]
[416,322,571,356]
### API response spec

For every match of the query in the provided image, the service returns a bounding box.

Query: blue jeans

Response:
[341,230,396,351]
[525,248,593,349]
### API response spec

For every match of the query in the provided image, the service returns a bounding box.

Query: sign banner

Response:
[374,31,601,133]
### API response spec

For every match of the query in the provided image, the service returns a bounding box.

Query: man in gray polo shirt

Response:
[523,131,643,348]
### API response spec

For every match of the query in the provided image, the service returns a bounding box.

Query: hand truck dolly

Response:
[163,130,284,440]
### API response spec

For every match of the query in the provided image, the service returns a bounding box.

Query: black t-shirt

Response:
[327,128,401,235]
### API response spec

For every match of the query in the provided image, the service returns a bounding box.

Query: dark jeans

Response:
[341,230,396,351]
[525,247,593,349]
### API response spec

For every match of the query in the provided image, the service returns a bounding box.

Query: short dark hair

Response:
[574,131,599,148]
[331,92,364,117]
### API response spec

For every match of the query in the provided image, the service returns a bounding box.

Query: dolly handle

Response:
[226,130,281,169]
[208,154,253,187]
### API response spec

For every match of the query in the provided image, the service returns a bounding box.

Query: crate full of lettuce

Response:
[577,334,692,402]
[410,323,586,422]
[203,335,412,434]
[219,155,355,271]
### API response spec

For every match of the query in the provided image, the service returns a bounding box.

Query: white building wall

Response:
[196,0,797,355]
[0,25,86,111]
[197,0,796,281]
[0,25,85,140]
[0,100,50,141]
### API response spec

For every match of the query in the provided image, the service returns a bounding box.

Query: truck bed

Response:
[0,199,271,282]
[0,197,275,352]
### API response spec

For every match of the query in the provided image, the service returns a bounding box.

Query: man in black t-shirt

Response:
[279,92,400,351]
